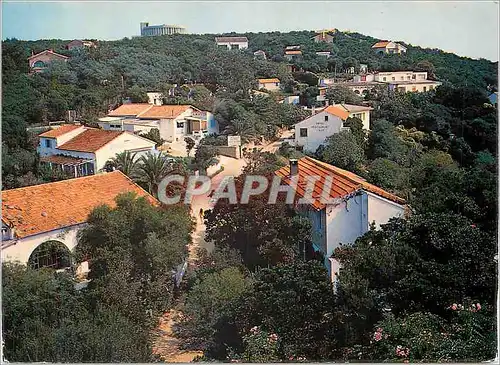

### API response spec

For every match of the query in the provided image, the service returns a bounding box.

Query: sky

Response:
[2,1,499,61]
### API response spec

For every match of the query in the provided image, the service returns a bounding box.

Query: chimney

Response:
[289,159,298,176]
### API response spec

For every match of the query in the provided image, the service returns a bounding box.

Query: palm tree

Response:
[105,151,139,178]
[223,118,257,143]
[137,152,174,197]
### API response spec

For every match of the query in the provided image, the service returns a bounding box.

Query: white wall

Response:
[2,225,81,264]
[294,110,343,152]
[366,192,406,229]
[38,126,86,156]
[94,133,156,170]
[217,41,248,49]
[258,82,280,91]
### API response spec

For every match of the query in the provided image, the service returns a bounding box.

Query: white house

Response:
[215,36,248,50]
[275,157,406,282]
[38,124,156,176]
[372,40,407,54]
[1,171,158,273]
[257,78,280,91]
[349,71,442,94]
[102,104,219,143]
[147,92,163,105]
[294,104,373,152]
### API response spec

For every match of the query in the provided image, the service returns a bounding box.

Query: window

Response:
[44,139,51,148]
[33,60,46,68]
[407,76,411,80]
[401,76,404,80]
[392,77,395,81]
[177,122,184,128]
[423,87,427,92]
[275,83,279,86]
[299,128,308,137]
[412,74,416,80]
[231,44,239,50]
[383,77,386,81]
[324,115,329,121]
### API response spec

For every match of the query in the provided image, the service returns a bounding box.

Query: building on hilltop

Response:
[37,124,156,177]
[101,104,219,142]
[257,78,280,91]
[372,40,407,54]
[28,49,69,73]
[215,36,249,50]
[275,157,406,282]
[312,30,335,43]
[140,22,186,36]
[1,171,158,273]
[66,40,96,51]
[293,104,373,152]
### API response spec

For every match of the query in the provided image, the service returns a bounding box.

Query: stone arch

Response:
[27,240,72,270]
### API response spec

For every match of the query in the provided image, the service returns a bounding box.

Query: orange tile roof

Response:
[285,50,302,55]
[258,78,280,84]
[28,49,69,60]
[58,129,123,153]
[108,103,153,117]
[324,105,351,120]
[137,105,194,119]
[275,156,405,210]
[372,41,390,48]
[39,124,83,138]
[2,171,159,239]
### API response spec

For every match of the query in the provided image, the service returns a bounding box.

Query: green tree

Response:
[105,151,139,178]
[139,128,165,148]
[193,144,219,175]
[184,136,196,156]
[326,85,363,104]
[137,152,174,196]
[319,130,365,172]
[126,85,149,103]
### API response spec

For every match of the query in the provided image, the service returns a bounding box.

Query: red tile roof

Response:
[258,78,280,84]
[372,41,390,48]
[324,105,351,120]
[137,105,194,119]
[58,129,123,152]
[108,103,153,117]
[2,171,159,239]
[215,36,248,43]
[275,156,405,210]
[28,49,69,60]
[285,50,302,55]
[39,124,83,138]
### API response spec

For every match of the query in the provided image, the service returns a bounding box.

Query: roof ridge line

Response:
[2,171,120,193]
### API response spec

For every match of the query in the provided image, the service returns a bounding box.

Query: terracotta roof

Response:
[137,105,194,119]
[40,155,92,166]
[215,36,248,43]
[2,171,159,239]
[39,124,83,138]
[372,41,390,48]
[108,103,153,117]
[275,156,405,210]
[28,49,69,60]
[285,50,302,55]
[324,105,351,120]
[58,129,123,152]
[335,103,374,113]
[258,78,280,84]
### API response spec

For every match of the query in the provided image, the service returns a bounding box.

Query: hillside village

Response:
[2,22,498,363]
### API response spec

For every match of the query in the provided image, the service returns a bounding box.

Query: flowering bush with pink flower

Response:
[365,304,495,362]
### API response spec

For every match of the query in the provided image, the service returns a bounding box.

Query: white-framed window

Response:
[177,122,184,128]
[44,139,51,148]
[324,115,329,121]
[300,128,308,137]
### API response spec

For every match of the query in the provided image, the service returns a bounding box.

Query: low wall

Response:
[215,146,240,159]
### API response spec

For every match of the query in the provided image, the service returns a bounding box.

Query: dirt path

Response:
[152,156,246,362]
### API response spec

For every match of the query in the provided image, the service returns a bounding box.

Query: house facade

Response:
[140,22,186,36]
[284,50,302,61]
[275,157,406,282]
[215,36,248,50]
[349,71,442,93]
[66,40,96,50]
[312,33,334,43]
[38,124,156,176]
[293,104,372,152]
[28,49,69,73]
[102,104,219,142]
[257,78,280,91]
[1,171,158,273]
[372,40,407,54]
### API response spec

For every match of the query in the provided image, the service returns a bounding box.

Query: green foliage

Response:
[126,85,149,103]
[326,85,363,105]
[193,144,219,174]
[184,136,196,156]
[139,128,165,147]
[319,130,365,172]
[177,267,250,350]
[104,150,139,177]
[77,193,191,323]
[2,262,154,362]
